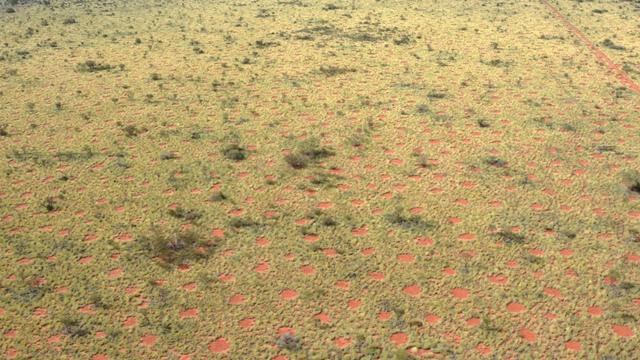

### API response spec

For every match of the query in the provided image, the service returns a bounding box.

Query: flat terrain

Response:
[1,0,639,358]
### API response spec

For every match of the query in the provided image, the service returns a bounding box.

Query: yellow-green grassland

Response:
[1,0,639,358]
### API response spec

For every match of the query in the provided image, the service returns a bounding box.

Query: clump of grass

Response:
[138,228,215,267]
[601,39,626,51]
[0,123,8,137]
[319,65,356,77]
[276,333,300,350]
[150,73,162,81]
[168,207,202,221]
[385,208,435,231]
[76,60,114,73]
[222,144,248,161]
[285,137,334,169]
[63,17,76,25]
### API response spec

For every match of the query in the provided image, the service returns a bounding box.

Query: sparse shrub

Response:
[321,216,337,227]
[385,208,434,231]
[347,132,369,148]
[319,65,356,77]
[77,60,114,73]
[496,231,525,245]
[621,170,640,194]
[393,34,413,45]
[0,123,8,136]
[229,217,261,229]
[60,316,88,338]
[415,154,430,168]
[322,3,340,10]
[222,144,247,161]
[160,151,177,160]
[256,8,272,18]
[255,40,279,48]
[209,192,227,202]
[284,153,310,169]
[138,228,215,266]
[285,137,334,169]
[485,156,507,168]
[298,138,334,160]
[602,39,625,51]
[168,207,202,221]
[42,196,60,212]
[277,333,300,350]
[477,119,491,128]
[63,17,77,25]
[123,125,143,137]
[150,73,162,81]
[485,59,508,67]
[427,91,446,99]
[309,171,342,188]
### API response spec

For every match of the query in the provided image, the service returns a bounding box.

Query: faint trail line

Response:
[541,0,640,94]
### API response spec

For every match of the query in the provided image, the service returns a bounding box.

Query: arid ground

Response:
[1,0,639,358]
